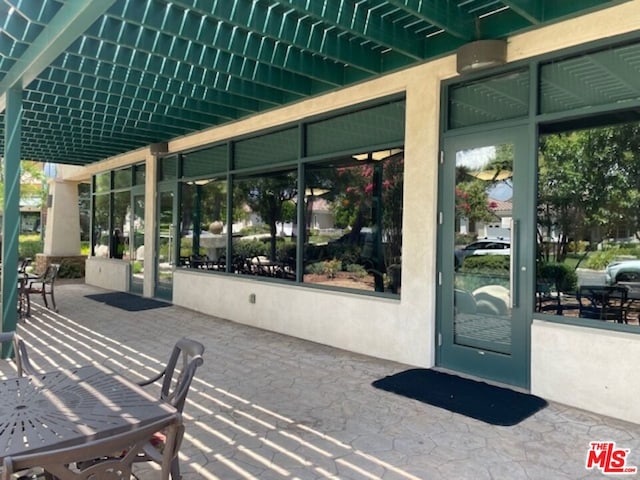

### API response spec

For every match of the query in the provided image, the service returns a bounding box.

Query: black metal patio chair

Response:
[25,263,60,313]
[135,338,205,479]
[577,285,628,323]
[0,331,38,377]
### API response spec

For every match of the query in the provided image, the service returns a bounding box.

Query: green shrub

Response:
[304,259,341,277]
[239,225,270,235]
[19,236,43,259]
[57,260,85,279]
[345,263,367,278]
[276,241,296,262]
[455,233,476,246]
[305,261,326,274]
[233,239,268,258]
[460,255,510,273]
[457,256,510,292]
[538,262,577,292]
[325,243,360,266]
[132,261,143,274]
[325,259,341,278]
[180,236,195,257]
[584,246,639,270]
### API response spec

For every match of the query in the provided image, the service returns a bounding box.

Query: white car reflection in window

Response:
[455,239,510,268]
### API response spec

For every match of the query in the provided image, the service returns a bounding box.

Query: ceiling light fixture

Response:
[456,39,507,75]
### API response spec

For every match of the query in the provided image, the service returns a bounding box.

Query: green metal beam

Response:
[6,136,134,164]
[35,72,244,121]
[500,1,542,24]
[482,0,620,37]
[69,36,301,105]
[475,9,532,38]
[168,0,382,74]
[384,0,473,40]
[48,56,268,113]
[26,79,232,126]
[279,0,424,61]
[4,0,63,24]
[19,111,184,136]
[80,23,321,98]
[536,0,624,22]
[15,128,156,161]
[0,0,118,112]
[106,6,348,88]
[1,87,21,340]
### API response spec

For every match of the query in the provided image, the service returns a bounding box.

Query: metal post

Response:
[2,87,22,357]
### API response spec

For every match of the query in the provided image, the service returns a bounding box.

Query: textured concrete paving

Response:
[5,281,640,479]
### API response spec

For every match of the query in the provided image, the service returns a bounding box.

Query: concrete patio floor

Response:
[5,281,640,479]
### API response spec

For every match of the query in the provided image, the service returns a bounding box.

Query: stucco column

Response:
[44,179,81,256]
[143,153,157,297]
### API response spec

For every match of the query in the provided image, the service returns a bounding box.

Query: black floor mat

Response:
[372,368,547,426]
[85,292,170,312]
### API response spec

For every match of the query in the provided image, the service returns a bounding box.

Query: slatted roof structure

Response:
[0,0,627,166]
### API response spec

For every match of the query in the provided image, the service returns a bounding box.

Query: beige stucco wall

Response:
[532,320,640,424]
[85,258,129,292]
[174,271,407,360]
[65,1,640,419]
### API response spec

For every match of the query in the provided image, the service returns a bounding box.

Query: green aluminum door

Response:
[129,187,145,295]
[438,126,532,388]
[155,186,176,301]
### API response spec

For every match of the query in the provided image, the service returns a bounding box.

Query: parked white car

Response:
[605,259,640,284]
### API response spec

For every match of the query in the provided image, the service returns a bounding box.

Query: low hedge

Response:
[460,255,510,273]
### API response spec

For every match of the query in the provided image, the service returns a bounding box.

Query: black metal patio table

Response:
[0,363,178,460]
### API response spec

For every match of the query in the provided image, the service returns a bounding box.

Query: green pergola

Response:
[0,0,626,333]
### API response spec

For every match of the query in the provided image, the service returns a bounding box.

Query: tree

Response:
[0,160,46,211]
[235,172,297,260]
[454,144,513,239]
[455,180,496,232]
[538,122,640,261]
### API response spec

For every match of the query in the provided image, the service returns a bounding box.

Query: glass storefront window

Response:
[134,164,146,186]
[183,146,227,177]
[536,120,640,327]
[540,42,640,115]
[94,172,110,193]
[159,156,178,181]
[448,70,529,130]
[89,99,406,297]
[79,183,91,242]
[93,193,110,257]
[113,168,132,190]
[112,191,130,259]
[304,148,403,294]
[306,101,405,157]
[91,173,132,260]
[231,170,298,280]
[179,178,228,270]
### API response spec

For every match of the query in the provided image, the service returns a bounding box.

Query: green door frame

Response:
[155,183,177,301]
[129,185,145,295]
[437,125,535,388]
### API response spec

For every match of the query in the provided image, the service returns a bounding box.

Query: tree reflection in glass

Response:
[537,121,640,326]
[232,170,298,280]
[304,149,403,294]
